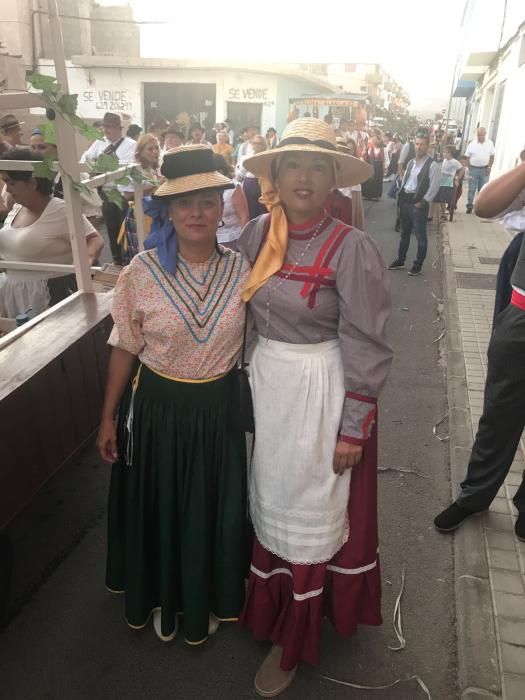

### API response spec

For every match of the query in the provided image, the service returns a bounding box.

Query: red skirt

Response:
[239,424,381,671]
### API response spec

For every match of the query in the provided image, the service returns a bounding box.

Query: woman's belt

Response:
[146,364,229,384]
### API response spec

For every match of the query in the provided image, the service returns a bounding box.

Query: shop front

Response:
[36,58,335,138]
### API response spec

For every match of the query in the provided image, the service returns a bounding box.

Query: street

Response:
[0,197,458,700]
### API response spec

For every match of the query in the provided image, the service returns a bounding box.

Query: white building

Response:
[36,56,335,137]
[457,0,525,177]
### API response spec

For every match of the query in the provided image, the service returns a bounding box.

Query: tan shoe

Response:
[153,609,178,642]
[254,645,297,698]
[208,613,220,636]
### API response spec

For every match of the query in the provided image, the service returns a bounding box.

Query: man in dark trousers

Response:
[82,112,136,265]
[434,160,525,540]
[388,128,441,276]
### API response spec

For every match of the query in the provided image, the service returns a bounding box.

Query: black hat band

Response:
[161,149,217,179]
[278,136,337,151]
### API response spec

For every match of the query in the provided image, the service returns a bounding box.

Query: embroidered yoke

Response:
[109,247,250,379]
[237,212,392,443]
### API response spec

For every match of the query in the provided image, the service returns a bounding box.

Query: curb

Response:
[440,222,502,698]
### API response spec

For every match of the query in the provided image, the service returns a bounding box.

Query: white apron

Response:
[249,338,350,564]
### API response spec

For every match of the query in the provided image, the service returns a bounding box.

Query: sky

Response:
[104,0,466,116]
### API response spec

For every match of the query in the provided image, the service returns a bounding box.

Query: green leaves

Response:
[78,123,104,141]
[94,153,119,173]
[128,166,145,183]
[71,181,92,196]
[26,72,61,95]
[32,158,56,180]
[39,121,56,145]
[104,188,126,210]
[58,93,79,116]
[69,114,103,142]
[114,176,132,186]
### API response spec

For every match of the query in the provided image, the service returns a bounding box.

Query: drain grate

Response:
[456,272,497,290]
[478,257,501,265]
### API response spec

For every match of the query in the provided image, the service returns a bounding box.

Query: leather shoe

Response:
[434,502,476,532]
[254,645,297,698]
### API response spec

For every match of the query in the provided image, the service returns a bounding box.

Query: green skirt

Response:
[106,364,248,644]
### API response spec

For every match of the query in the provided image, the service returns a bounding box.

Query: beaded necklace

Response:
[264,215,327,340]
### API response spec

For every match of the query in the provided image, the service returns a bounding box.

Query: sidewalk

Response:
[442,205,525,700]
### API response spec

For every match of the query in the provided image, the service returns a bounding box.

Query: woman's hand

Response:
[97,416,118,463]
[333,440,363,475]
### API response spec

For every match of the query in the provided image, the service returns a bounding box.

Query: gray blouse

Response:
[238,211,393,443]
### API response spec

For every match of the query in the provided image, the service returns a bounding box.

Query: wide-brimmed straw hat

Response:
[242,118,372,187]
[154,144,234,198]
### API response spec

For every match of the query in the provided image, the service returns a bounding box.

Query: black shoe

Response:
[394,223,400,232]
[516,513,525,542]
[388,259,405,270]
[466,207,472,214]
[408,265,422,276]
[434,502,475,532]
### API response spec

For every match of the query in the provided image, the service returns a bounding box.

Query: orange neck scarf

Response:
[242,176,289,301]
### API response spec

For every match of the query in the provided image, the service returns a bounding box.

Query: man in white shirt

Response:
[234,126,259,180]
[81,112,136,264]
[434,159,525,541]
[464,127,495,213]
[186,124,213,148]
[388,128,441,275]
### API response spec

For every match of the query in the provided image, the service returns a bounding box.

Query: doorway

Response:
[226,101,263,133]
[144,83,216,133]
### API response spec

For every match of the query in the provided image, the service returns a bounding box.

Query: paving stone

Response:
[489,498,510,514]
[494,591,525,619]
[504,674,525,700]
[507,473,524,487]
[488,549,520,571]
[501,642,525,675]
[484,512,514,532]
[498,616,525,645]
[486,531,516,551]
[491,569,525,594]
[510,461,525,474]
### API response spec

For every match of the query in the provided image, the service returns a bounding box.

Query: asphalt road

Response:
[0,195,457,700]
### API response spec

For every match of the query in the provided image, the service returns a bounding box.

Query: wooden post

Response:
[134,182,146,252]
[47,0,93,293]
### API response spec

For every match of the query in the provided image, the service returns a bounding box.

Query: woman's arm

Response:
[334,233,393,473]
[474,161,525,218]
[85,231,104,264]
[232,184,249,228]
[97,347,136,462]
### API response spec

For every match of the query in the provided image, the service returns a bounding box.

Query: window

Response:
[489,80,506,145]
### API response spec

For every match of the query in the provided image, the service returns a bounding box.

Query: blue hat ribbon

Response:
[143,196,178,277]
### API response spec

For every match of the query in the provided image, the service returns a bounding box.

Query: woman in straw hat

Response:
[237,118,393,696]
[97,145,250,645]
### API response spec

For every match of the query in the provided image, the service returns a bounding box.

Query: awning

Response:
[453,80,476,98]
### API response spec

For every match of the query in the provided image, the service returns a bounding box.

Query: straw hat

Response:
[242,118,372,187]
[154,144,234,198]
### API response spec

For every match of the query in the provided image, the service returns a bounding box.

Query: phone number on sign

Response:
[95,101,133,112]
